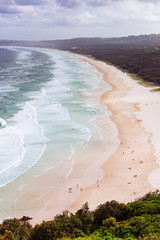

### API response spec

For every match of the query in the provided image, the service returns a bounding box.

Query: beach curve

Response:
[8,50,159,225]
[66,53,160,214]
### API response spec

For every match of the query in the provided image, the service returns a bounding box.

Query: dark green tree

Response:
[75,202,93,235]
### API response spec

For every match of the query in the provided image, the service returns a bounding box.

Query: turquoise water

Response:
[0,47,110,192]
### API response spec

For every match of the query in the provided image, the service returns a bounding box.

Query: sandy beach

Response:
[2,50,159,225]
[26,52,160,224]
[67,54,160,214]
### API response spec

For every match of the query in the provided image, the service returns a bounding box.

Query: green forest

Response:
[0,192,159,240]
[70,45,160,86]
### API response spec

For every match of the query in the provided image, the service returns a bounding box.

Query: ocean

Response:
[0,47,114,221]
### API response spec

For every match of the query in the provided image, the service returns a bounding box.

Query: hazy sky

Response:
[0,0,160,40]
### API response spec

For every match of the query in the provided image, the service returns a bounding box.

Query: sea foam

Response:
[0,118,6,127]
[0,47,108,193]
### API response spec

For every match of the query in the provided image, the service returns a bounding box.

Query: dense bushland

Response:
[0,192,159,240]
[70,45,160,86]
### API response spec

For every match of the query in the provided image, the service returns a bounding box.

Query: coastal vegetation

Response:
[70,45,160,86]
[1,34,160,86]
[0,192,159,240]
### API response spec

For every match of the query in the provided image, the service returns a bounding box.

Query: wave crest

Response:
[0,118,6,127]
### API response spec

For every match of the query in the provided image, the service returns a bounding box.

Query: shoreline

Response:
[28,50,120,225]
[0,48,118,224]
[31,51,159,224]
[65,53,159,213]
[1,48,159,225]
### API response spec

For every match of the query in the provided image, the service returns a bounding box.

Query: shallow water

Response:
[0,47,112,221]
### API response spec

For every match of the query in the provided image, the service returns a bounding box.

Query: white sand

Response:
[67,54,160,214]
[2,50,159,225]
[31,52,160,223]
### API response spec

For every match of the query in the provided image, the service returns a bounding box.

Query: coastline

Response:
[1,48,159,225]
[28,50,120,224]
[67,54,159,213]
[0,48,118,224]
[31,51,159,224]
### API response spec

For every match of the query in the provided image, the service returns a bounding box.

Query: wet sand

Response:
[1,50,159,225]
[31,52,159,224]
[67,55,159,213]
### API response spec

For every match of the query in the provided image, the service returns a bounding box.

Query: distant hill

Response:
[1,34,160,85]
[1,34,160,49]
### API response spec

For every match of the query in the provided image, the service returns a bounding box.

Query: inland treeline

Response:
[1,34,160,85]
[71,45,160,85]
[0,192,160,239]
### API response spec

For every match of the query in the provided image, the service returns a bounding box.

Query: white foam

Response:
[0,126,25,174]
[0,100,49,187]
[41,87,47,97]
[0,85,19,93]
[0,143,47,188]
[0,118,6,127]
[16,48,32,62]
[0,48,110,194]
[67,144,75,160]
[66,158,74,179]
[26,102,49,142]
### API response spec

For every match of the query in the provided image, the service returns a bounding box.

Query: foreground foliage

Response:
[0,192,160,239]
